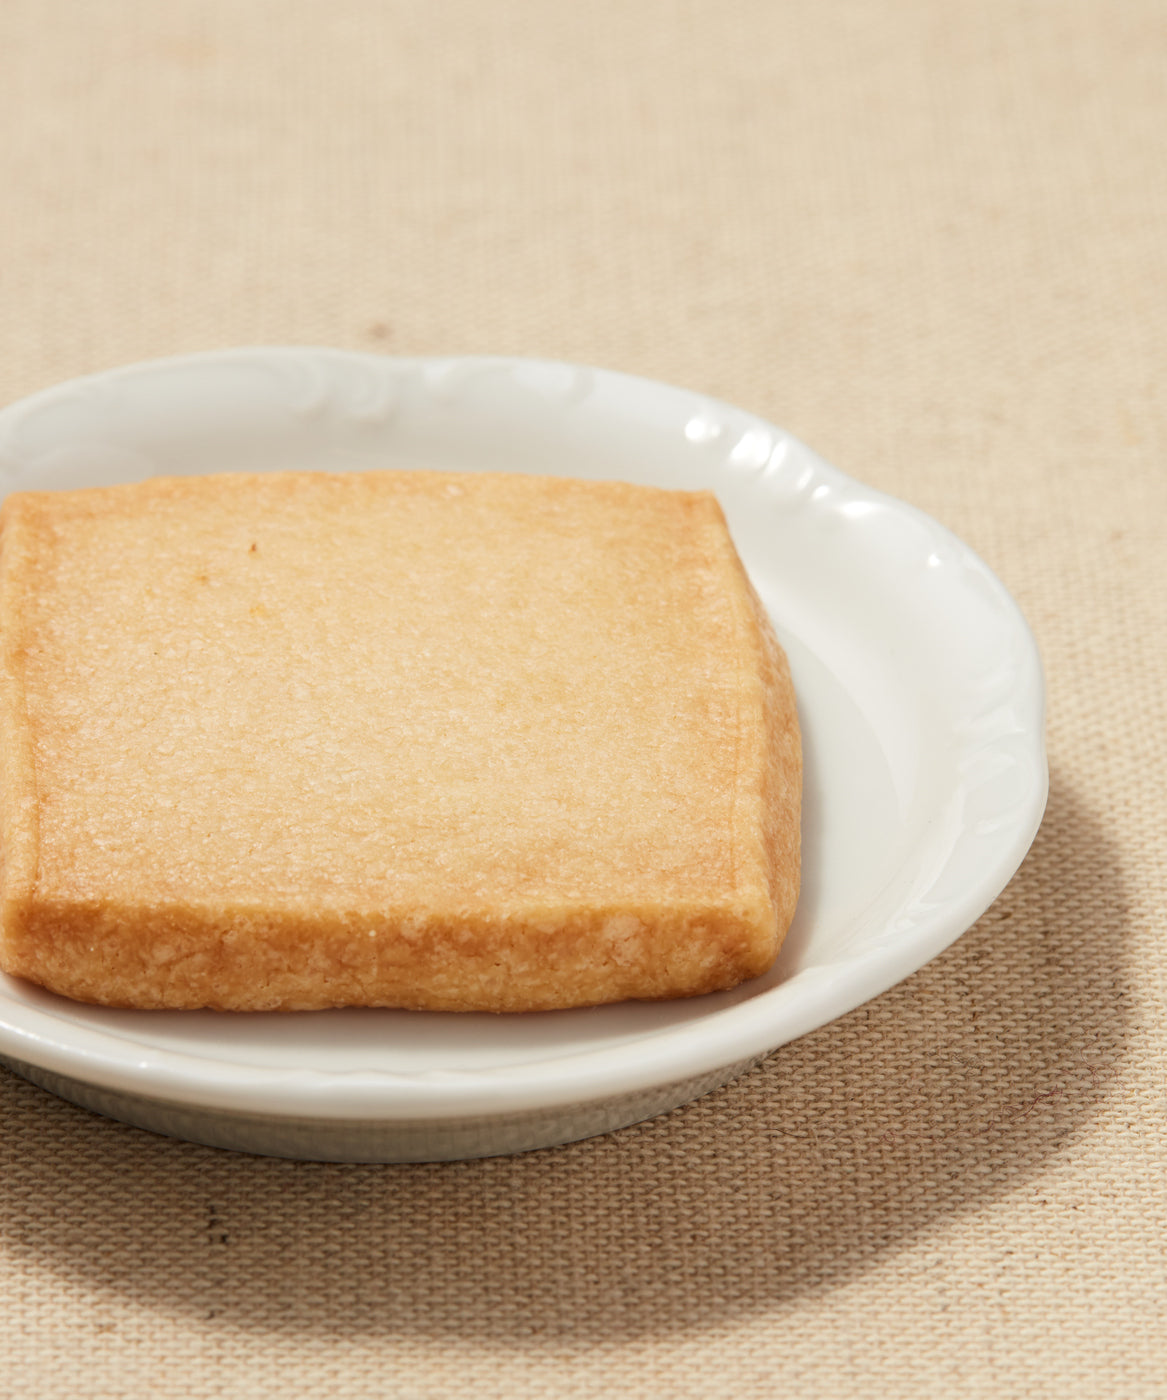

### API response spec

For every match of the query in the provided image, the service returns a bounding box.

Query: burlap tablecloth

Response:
[1,3,1164,1395]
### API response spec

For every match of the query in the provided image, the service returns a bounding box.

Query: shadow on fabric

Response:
[0,768,1130,1341]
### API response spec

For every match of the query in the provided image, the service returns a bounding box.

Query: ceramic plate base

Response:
[0,351,1047,1161]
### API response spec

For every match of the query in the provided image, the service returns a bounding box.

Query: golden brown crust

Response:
[1,897,778,1012]
[744,572,803,975]
[0,470,801,1011]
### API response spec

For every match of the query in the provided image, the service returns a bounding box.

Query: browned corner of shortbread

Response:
[0,470,801,1012]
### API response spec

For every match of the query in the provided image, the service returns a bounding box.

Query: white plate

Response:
[0,350,1047,1161]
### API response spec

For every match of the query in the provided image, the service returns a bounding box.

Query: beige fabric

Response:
[1,1,1164,1394]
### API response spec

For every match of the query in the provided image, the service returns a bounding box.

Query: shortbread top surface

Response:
[0,470,786,920]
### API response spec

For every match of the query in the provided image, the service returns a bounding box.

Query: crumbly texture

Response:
[0,470,800,1012]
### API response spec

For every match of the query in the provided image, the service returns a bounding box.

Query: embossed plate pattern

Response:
[0,350,1047,1160]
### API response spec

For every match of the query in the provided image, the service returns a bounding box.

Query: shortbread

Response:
[0,470,800,1011]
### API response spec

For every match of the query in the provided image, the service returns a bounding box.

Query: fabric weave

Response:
[1,2,1164,1395]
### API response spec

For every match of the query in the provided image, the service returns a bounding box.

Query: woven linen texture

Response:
[1,2,1165,1396]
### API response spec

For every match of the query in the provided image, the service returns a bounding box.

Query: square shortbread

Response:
[0,470,800,1011]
